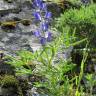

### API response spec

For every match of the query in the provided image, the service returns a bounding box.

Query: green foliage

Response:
[85,74,96,87]
[85,74,96,95]
[56,4,96,47]
[32,36,77,96]
[6,50,36,75]
[75,45,88,96]
[57,4,96,26]
[33,44,90,96]
[34,56,76,96]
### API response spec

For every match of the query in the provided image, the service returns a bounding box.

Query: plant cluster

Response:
[2,0,96,96]
[56,4,96,47]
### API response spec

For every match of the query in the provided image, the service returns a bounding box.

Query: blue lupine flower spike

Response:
[33,0,52,46]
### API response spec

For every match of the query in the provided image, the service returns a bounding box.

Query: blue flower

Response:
[40,37,46,45]
[33,12,42,21]
[33,30,41,37]
[47,32,52,42]
[45,12,52,19]
[40,3,47,10]
[41,22,48,31]
[34,0,42,7]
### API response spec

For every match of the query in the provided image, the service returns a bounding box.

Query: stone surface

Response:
[0,0,61,56]
[0,0,59,63]
[0,0,43,56]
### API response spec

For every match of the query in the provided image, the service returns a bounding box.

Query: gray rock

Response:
[1,13,18,21]
[7,33,14,37]
[0,0,16,10]
[0,42,5,46]
[0,0,55,56]
[18,23,37,33]
[1,37,9,42]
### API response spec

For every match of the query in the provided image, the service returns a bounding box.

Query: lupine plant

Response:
[33,0,52,45]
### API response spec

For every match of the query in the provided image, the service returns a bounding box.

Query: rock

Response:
[47,3,62,17]
[0,0,16,10]
[1,13,19,21]
[0,62,15,75]
[0,0,54,56]
[1,37,9,42]
[27,87,40,96]
[57,46,73,60]
[0,0,21,16]
[7,33,14,37]
[16,10,34,20]
[4,0,14,3]
[0,42,5,47]
[0,87,18,96]
[21,0,33,10]
[18,23,37,33]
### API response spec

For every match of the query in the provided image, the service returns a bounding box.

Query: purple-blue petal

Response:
[40,37,46,45]
[40,3,47,10]
[45,12,52,19]
[47,32,52,42]
[41,23,48,31]
[33,31,41,37]
[33,12,41,21]
[34,0,43,7]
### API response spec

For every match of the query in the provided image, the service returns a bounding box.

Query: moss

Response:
[1,75,18,87]
[0,75,23,96]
